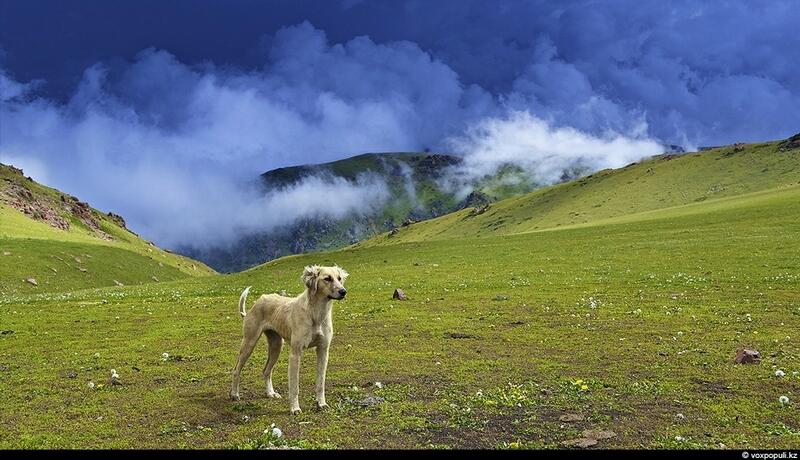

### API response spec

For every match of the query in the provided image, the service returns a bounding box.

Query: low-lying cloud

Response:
[446,111,663,193]
[0,23,492,248]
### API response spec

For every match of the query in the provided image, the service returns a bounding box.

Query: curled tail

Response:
[238,286,252,318]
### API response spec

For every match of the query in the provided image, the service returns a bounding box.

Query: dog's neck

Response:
[303,288,333,325]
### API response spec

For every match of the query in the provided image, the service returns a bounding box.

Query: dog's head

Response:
[302,265,349,300]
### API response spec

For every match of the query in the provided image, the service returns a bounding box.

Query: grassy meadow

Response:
[1,142,799,449]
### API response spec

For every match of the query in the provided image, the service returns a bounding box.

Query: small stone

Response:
[582,430,617,440]
[151,276,159,282]
[563,437,598,448]
[25,278,38,286]
[392,289,407,300]
[113,280,124,287]
[733,348,761,364]
[2,251,11,256]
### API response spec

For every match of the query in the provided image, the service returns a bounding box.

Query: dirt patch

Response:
[445,332,478,339]
[691,378,733,395]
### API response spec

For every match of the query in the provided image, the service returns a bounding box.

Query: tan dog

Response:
[230,265,348,414]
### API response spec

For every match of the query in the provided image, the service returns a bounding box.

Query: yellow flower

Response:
[574,379,584,385]
[580,384,589,391]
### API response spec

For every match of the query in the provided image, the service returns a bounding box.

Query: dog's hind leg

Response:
[230,329,260,401]
[262,330,283,399]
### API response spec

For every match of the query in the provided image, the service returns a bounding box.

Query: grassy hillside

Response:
[0,164,215,294]
[1,175,798,448]
[356,140,800,246]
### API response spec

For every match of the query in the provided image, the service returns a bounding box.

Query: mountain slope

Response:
[0,163,215,294]
[3,137,800,448]
[355,137,800,247]
[183,152,539,273]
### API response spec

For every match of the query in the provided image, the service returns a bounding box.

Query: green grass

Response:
[1,177,798,448]
[356,141,800,247]
[1,164,215,294]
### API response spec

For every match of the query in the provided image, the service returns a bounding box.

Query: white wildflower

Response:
[374,382,383,389]
[775,370,785,377]
[162,352,170,361]
[675,436,685,442]
[675,413,685,420]
[779,395,790,405]
[87,381,95,389]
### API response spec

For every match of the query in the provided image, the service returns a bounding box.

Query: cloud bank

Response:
[0,23,493,247]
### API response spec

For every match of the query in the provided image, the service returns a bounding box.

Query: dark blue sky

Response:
[3,0,800,145]
[1,0,799,248]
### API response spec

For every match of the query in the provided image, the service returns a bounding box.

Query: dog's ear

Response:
[302,265,321,292]
[335,265,349,282]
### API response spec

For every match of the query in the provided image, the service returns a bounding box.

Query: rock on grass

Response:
[563,438,598,448]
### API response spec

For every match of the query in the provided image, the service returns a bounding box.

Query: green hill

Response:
[184,152,538,273]
[0,163,215,294]
[1,135,799,449]
[355,138,800,247]
[2,147,799,448]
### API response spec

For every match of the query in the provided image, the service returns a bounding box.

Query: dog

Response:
[229,264,348,414]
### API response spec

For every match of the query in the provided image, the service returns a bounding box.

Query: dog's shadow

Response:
[182,390,288,426]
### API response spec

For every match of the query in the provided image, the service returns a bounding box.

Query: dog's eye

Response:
[325,276,333,282]
[338,276,341,281]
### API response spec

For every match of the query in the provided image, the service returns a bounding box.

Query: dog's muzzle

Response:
[330,288,347,300]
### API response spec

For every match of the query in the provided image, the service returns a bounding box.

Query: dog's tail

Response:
[238,286,252,318]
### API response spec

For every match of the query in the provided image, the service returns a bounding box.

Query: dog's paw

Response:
[316,402,329,411]
[290,407,302,415]
[229,392,241,401]
[267,391,282,399]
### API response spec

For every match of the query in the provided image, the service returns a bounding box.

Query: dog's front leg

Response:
[288,344,303,415]
[315,343,330,409]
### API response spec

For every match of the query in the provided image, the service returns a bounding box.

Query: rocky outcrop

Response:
[107,212,127,229]
[457,190,492,210]
[779,132,800,151]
